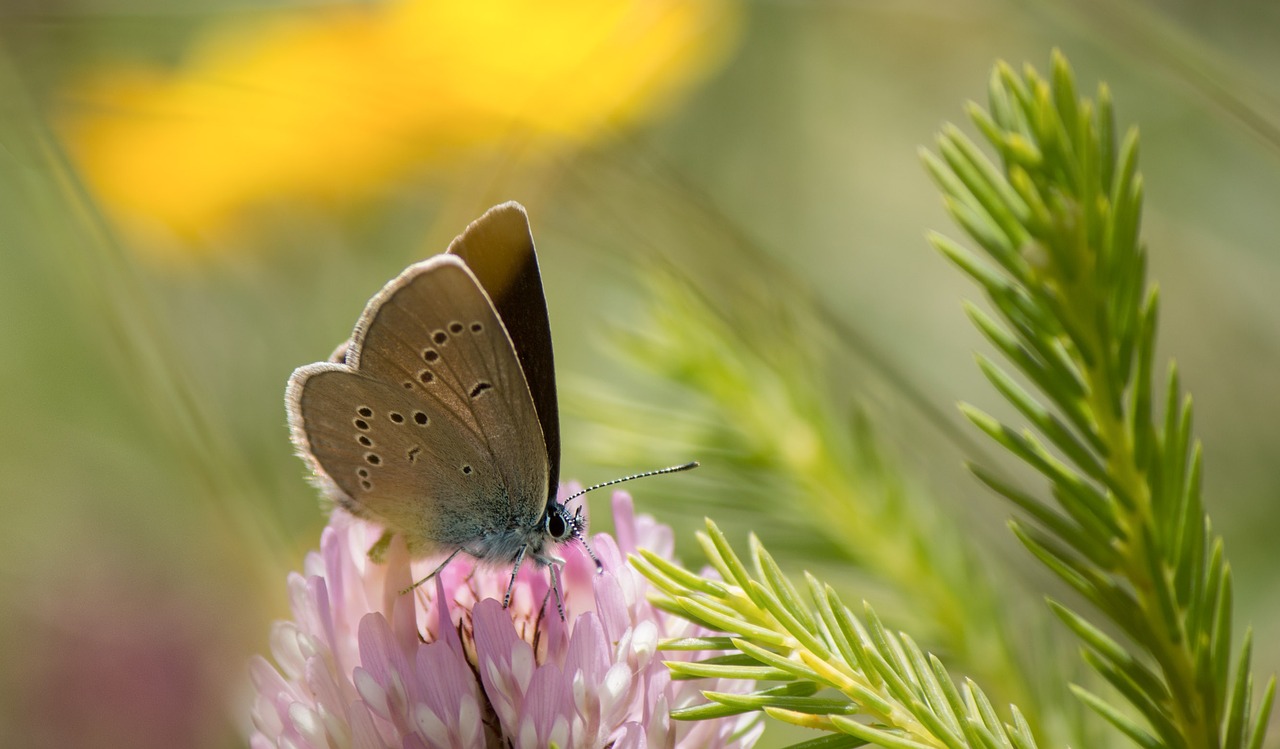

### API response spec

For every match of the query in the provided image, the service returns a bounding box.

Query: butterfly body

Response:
[286,204,583,588]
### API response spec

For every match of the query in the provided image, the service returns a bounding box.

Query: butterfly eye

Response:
[545,508,571,540]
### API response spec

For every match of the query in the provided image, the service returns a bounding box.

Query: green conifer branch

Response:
[570,218,1094,746]
[923,51,1274,749]
[634,523,1041,749]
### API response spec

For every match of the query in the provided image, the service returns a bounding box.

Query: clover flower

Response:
[248,491,761,748]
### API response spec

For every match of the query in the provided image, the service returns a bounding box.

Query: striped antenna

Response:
[561,461,699,504]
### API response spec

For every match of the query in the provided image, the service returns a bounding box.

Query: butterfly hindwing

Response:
[288,365,505,554]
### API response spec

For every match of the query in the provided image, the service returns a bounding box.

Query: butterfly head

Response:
[545,502,602,573]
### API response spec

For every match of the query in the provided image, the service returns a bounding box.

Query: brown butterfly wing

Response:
[288,365,505,555]
[287,255,549,556]
[446,202,560,498]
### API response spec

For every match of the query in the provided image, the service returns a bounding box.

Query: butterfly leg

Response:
[399,547,466,595]
[572,506,604,574]
[502,545,528,608]
[547,563,565,621]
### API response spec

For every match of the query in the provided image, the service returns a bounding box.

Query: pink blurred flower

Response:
[249,491,761,748]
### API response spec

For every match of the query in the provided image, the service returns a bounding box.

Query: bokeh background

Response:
[1,1,1278,747]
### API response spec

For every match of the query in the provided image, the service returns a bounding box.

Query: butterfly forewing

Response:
[288,255,550,557]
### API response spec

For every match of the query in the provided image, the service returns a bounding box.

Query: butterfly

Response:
[285,202,692,618]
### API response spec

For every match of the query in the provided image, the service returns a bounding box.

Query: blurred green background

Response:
[1,1,1278,747]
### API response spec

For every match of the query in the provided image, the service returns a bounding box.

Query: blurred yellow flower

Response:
[60,0,737,245]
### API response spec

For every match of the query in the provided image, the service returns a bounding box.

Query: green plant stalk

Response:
[925,51,1273,749]
[1074,313,1209,746]
[1015,79,1211,749]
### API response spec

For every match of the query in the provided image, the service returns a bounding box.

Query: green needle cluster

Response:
[922,50,1273,749]
[635,522,1042,749]
[637,51,1273,749]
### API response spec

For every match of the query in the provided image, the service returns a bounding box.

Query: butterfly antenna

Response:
[561,461,700,505]
[562,462,697,577]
